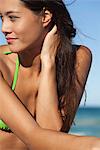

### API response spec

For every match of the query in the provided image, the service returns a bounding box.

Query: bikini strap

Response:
[12,57,19,91]
[4,51,20,91]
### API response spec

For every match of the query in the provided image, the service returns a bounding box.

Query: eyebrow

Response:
[7,11,21,14]
[0,11,21,15]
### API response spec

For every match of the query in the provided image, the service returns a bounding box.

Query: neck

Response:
[19,49,39,67]
[18,40,43,67]
[18,31,47,68]
[17,29,49,67]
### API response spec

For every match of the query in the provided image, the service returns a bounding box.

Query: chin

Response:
[8,44,24,53]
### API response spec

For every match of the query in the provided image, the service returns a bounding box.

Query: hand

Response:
[41,25,60,66]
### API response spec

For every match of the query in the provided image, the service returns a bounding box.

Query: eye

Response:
[9,16,19,21]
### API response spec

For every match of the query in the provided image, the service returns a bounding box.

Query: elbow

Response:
[47,119,63,131]
[54,121,63,131]
[36,118,63,131]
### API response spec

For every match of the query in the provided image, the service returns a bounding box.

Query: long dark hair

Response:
[20,0,79,132]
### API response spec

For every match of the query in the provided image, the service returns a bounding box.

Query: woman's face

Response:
[0,0,46,53]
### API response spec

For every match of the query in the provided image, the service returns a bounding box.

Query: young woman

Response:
[0,0,100,150]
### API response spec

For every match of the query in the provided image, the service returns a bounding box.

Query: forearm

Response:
[29,130,100,150]
[1,91,100,150]
[0,74,100,150]
[0,74,38,145]
[36,62,62,130]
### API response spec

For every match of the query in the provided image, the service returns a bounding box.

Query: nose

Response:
[1,18,12,35]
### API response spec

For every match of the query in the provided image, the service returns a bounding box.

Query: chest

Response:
[1,53,40,116]
[15,70,40,116]
[3,63,40,117]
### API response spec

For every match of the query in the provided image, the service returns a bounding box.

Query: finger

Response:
[49,25,57,35]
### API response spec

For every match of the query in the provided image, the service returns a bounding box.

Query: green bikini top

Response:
[0,52,20,132]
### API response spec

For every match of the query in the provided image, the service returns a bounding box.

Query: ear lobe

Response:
[42,10,52,27]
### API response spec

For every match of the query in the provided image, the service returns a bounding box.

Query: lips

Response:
[6,37,17,43]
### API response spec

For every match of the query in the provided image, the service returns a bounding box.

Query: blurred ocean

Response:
[69,107,100,137]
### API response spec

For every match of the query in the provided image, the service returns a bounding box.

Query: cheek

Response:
[15,20,43,44]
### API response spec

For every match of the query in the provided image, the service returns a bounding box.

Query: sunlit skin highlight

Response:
[0,1,99,150]
[0,0,50,67]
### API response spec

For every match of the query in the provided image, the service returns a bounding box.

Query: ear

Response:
[42,9,53,27]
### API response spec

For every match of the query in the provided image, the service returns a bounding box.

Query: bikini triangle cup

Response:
[0,51,20,132]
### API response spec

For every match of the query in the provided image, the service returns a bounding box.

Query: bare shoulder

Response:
[0,45,10,72]
[75,45,92,99]
[76,45,92,66]
[76,45,92,77]
[0,44,10,64]
[0,44,10,54]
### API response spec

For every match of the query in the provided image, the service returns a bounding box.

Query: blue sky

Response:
[66,0,100,106]
[0,0,100,107]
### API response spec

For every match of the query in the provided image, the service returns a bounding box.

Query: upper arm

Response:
[75,45,92,103]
